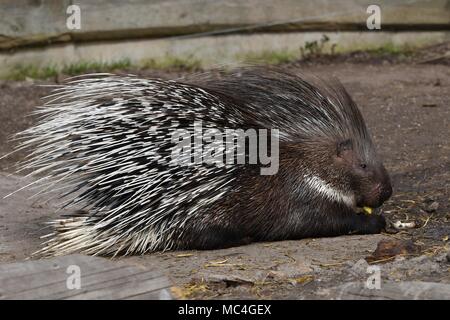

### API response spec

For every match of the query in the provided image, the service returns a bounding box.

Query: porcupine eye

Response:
[336,140,367,176]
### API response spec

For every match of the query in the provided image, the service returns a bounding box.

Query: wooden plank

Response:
[0,254,173,300]
[64,276,172,300]
[1,0,449,50]
[124,288,173,300]
[9,266,149,300]
[0,255,125,294]
[47,269,166,300]
[0,254,117,277]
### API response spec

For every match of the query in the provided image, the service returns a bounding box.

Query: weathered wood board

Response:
[1,0,449,50]
[0,254,173,300]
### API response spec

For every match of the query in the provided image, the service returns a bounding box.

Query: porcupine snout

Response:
[355,162,392,209]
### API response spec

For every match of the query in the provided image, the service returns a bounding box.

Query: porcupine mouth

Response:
[355,206,375,216]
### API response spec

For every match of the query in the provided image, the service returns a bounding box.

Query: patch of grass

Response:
[7,64,58,81]
[6,59,132,80]
[5,56,202,80]
[141,56,201,71]
[366,43,415,56]
[300,35,335,59]
[61,59,131,75]
[240,50,298,65]
[240,35,335,64]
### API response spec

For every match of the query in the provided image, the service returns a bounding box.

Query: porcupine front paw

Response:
[351,214,386,235]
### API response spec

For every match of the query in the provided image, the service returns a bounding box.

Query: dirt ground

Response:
[0,51,449,299]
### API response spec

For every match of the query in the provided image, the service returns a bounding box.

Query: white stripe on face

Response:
[304,175,354,207]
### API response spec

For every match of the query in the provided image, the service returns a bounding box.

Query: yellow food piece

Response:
[363,206,373,215]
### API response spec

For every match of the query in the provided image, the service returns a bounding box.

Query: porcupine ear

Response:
[336,139,353,158]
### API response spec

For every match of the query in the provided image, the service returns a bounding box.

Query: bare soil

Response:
[0,53,449,299]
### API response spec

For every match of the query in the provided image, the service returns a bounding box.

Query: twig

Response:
[421,214,433,228]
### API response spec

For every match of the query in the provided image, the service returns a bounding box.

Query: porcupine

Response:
[12,67,392,256]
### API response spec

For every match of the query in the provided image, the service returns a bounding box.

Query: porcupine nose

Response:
[376,165,392,204]
[374,178,392,206]
[370,181,392,208]
[380,183,392,203]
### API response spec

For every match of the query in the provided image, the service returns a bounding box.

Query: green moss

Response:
[3,42,418,81]
[7,64,58,81]
[141,56,201,71]
[61,59,132,75]
[371,43,415,56]
[240,50,299,65]
[5,56,202,80]
[6,59,132,80]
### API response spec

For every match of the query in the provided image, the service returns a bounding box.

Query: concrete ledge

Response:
[1,30,448,77]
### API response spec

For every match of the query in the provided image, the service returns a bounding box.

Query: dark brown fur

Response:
[174,67,392,249]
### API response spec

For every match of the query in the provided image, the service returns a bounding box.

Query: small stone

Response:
[348,258,369,277]
[199,274,254,287]
[272,261,313,279]
[446,251,450,263]
[392,220,416,230]
[425,201,439,213]
[394,256,406,262]
[366,239,420,262]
